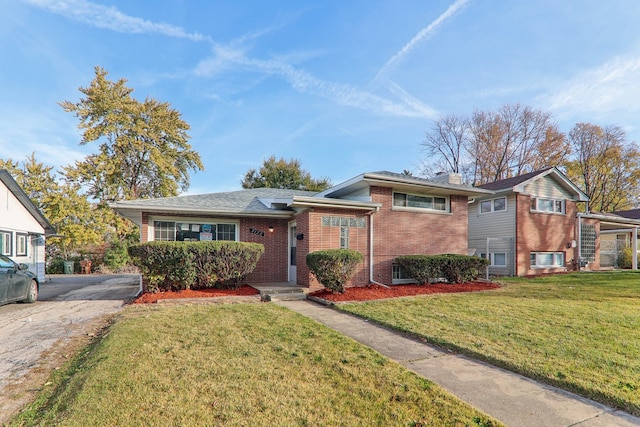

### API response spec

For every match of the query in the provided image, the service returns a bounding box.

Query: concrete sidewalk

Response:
[277,299,640,427]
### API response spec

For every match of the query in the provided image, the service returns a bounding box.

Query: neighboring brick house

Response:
[0,170,56,283]
[468,167,590,277]
[112,171,491,291]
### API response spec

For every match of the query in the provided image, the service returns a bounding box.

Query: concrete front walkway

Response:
[277,299,640,427]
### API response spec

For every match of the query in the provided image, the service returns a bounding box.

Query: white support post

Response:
[633,227,638,270]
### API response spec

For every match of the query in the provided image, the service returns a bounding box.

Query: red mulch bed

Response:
[308,282,500,302]
[132,282,499,304]
[133,285,260,304]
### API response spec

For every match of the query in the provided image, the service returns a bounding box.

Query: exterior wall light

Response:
[268,226,274,233]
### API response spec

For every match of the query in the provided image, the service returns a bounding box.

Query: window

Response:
[480,197,507,214]
[0,231,11,256]
[581,223,597,262]
[393,192,448,212]
[480,252,507,267]
[340,226,349,249]
[154,221,175,241]
[16,233,27,256]
[153,221,237,242]
[392,264,415,284]
[530,252,564,268]
[531,197,564,214]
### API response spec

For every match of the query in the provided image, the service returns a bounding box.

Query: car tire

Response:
[24,280,38,303]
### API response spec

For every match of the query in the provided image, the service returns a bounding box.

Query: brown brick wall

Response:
[297,208,371,292]
[136,212,290,283]
[141,213,149,242]
[370,187,469,285]
[241,218,290,284]
[515,194,579,276]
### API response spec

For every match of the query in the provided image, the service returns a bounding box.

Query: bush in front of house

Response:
[306,249,363,293]
[617,247,634,269]
[103,240,131,271]
[395,254,489,284]
[46,257,65,274]
[128,241,264,292]
[189,241,265,289]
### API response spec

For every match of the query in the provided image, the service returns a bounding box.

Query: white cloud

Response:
[545,54,640,121]
[22,0,209,41]
[196,45,433,118]
[373,0,469,85]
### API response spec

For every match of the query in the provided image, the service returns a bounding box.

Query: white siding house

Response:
[0,170,55,282]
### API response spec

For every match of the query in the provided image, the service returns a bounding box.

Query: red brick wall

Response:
[297,208,371,292]
[136,212,289,283]
[241,218,290,284]
[141,213,149,242]
[370,187,469,285]
[515,194,579,276]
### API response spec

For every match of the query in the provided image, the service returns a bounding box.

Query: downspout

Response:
[367,208,389,288]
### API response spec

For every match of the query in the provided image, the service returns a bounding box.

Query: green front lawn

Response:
[10,304,500,427]
[339,271,640,415]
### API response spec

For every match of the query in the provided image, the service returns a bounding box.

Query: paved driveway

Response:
[0,274,140,423]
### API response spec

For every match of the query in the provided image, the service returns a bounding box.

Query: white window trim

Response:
[530,251,565,268]
[530,197,565,215]
[149,216,240,242]
[16,233,28,256]
[479,196,507,214]
[392,264,417,285]
[392,191,450,214]
[0,231,12,256]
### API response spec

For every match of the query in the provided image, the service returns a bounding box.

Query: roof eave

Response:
[290,196,381,211]
[111,205,295,221]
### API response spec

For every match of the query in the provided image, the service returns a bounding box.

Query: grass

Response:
[10,303,500,427]
[339,271,640,415]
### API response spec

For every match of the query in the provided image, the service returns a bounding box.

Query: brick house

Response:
[112,171,491,291]
[468,167,591,276]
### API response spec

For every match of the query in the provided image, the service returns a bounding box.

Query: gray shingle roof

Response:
[112,187,318,213]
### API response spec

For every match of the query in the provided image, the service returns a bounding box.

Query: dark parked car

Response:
[0,254,38,306]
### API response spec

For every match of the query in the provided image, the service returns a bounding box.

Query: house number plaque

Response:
[249,228,265,237]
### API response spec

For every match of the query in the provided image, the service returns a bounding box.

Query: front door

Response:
[289,222,297,283]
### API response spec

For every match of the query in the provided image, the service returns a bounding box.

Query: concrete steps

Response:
[252,283,308,302]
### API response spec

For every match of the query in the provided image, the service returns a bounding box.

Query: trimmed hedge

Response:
[128,241,264,291]
[395,254,489,284]
[306,249,363,293]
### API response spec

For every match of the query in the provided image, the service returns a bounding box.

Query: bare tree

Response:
[466,104,568,185]
[421,114,468,174]
[565,123,640,212]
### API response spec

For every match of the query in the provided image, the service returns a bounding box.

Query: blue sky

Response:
[2,0,640,195]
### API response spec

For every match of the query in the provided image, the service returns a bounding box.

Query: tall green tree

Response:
[564,123,640,212]
[60,66,204,202]
[0,155,107,259]
[242,156,331,191]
